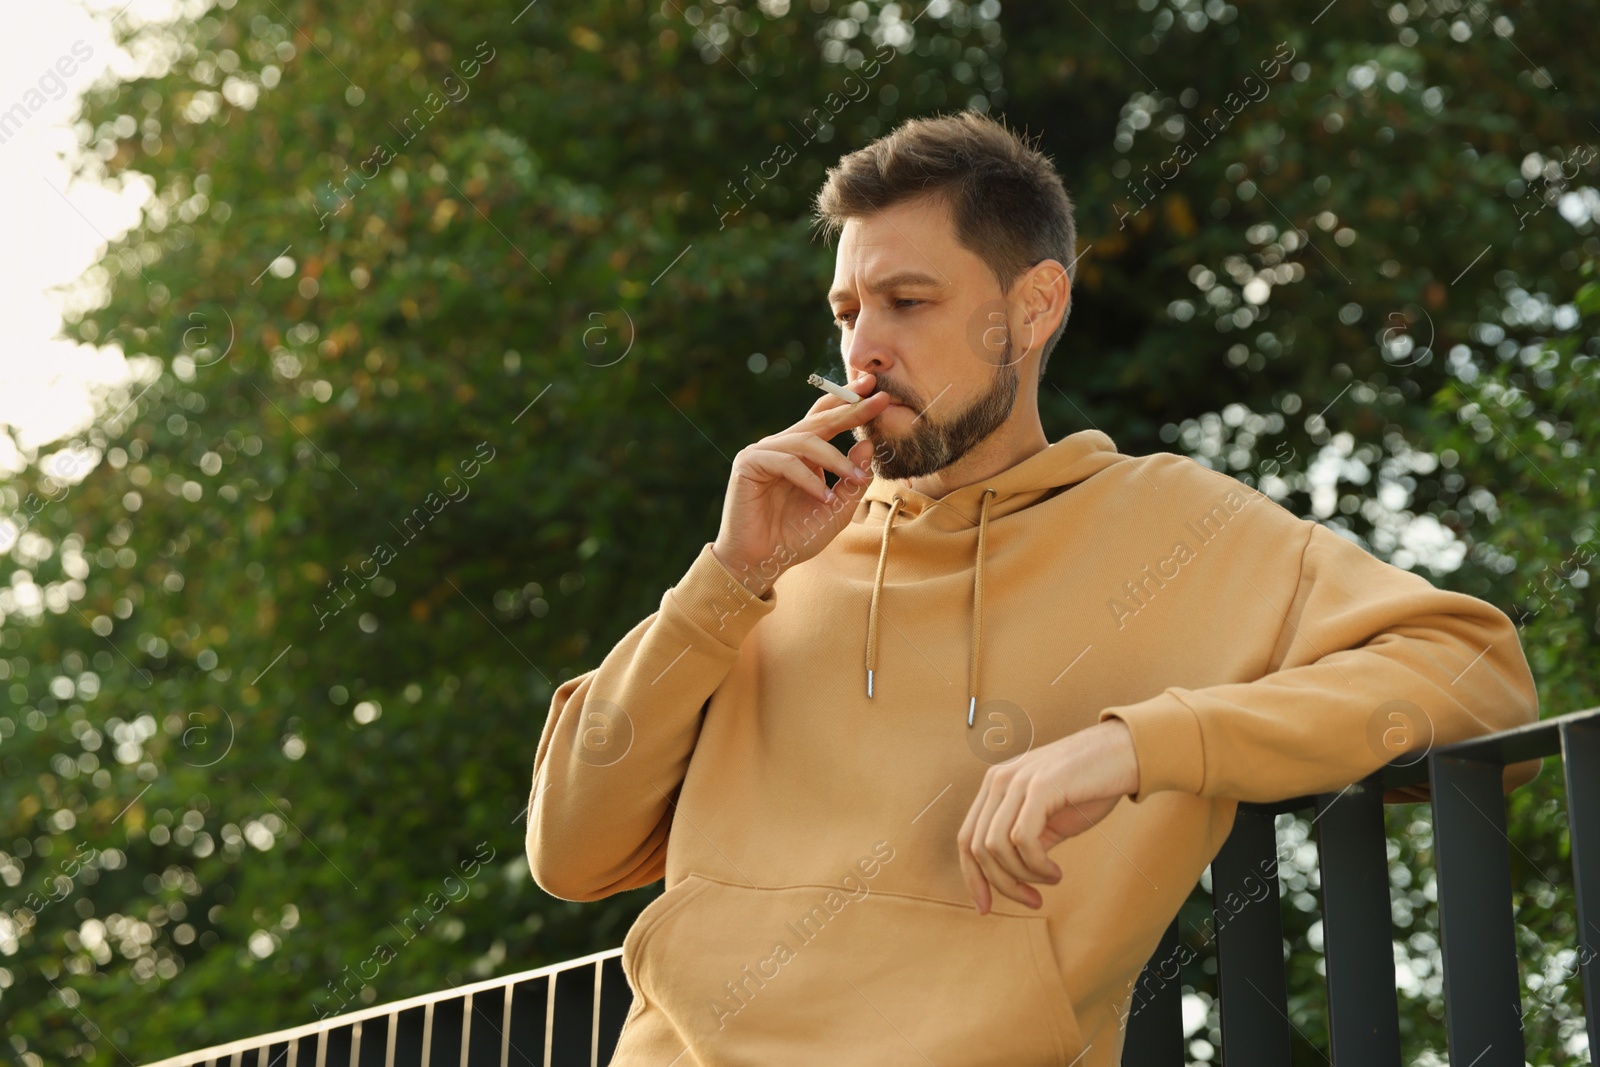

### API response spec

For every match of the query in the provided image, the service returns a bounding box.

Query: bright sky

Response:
[0,0,175,475]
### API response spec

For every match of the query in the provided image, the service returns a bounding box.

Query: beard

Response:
[853,332,1020,481]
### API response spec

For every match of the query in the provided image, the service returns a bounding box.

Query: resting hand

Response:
[956,718,1141,914]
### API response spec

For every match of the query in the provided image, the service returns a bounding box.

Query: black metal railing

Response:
[1122,703,1600,1066]
[142,705,1600,1067]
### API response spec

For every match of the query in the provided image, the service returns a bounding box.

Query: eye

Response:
[833,299,920,328]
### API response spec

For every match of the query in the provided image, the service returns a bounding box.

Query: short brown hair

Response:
[811,109,1077,380]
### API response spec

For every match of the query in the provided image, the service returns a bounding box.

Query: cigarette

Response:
[807,373,862,404]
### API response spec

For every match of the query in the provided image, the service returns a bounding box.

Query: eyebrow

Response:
[827,270,944,308]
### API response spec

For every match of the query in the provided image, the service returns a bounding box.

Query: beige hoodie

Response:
[527,428,1541,1066]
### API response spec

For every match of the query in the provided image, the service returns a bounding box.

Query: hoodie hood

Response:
[854,428,1127,727]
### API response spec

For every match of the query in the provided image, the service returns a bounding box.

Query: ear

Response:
[1019,259,1070,352]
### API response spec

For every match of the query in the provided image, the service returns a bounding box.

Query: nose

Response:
[842,307,897,383]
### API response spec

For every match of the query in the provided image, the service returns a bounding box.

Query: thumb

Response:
[847,438,877,473]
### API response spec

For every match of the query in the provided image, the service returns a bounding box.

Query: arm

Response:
[1099,521,1543,805]
[525,542,776,901]
[527,371,885,901]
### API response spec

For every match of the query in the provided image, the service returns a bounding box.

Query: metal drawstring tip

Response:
[867,669,874,699]
[967,697,976,728]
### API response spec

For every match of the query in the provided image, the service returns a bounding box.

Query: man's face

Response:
[827,195,1030,481]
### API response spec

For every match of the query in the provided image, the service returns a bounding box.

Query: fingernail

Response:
[824,489,836,502]
[852,466,867,479]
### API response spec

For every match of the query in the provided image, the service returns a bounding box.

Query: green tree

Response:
[1,0,1595,1061]
[0,0,1001,1057]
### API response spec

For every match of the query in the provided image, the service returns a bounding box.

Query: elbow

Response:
[524,787,594,902]
[1477,605,1541,731]
[525,793,649,903]
[525,839,574,901]
[526,798,671,902]
[1424,594,1541,735]
[526,825,610,903]
[1421,604,1544,797]
[1482,608,1544,795]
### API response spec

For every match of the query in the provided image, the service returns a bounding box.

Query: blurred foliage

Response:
[0,0,1595,1061]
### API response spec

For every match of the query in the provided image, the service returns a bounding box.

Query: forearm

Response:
[526,542,777,900]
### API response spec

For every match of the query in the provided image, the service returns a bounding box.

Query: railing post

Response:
[1118,918,1184,1066]
[1431,752,1523,1065]
[393,1005,427,1065]
[1314,780,1401,1065]
[549,959,604,1066]
[596,955,633,1065]
[355,1016,388,1067]
[1213,804,1290,1066]
[506,975,550,1066]
[462,987,507,1065]
[1560,718,1600,1054]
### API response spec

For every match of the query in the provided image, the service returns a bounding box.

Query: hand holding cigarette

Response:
[710,372,894,599]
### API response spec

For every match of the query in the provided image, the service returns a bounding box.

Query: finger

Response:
[742,449,832,504]
[975,776,1044,909]
[757,431,870,483]
[969,772,1041,911]
[808,397,893,444]
[984,778,1049,890]
[845,439,881,482]
[1010,786,1064,885]
[956,777,995,914]
[788,448,825,483]
[801,378,894,435]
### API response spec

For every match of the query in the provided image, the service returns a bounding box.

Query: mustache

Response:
[873,381,920,410]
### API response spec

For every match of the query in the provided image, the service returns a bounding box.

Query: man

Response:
[526,110,1541,1066]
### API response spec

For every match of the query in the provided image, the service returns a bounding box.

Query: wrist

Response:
[1101,717,1140,798]
[711,543,775,600]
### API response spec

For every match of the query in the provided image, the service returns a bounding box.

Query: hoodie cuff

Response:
[663,543,779,652]
[1098,689,1205,803]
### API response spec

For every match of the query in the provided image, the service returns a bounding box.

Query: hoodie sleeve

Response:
[526,542,777,902]
[1099,520,1543,805]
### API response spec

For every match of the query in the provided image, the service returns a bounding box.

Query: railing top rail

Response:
[1237,705,1600,818]
[1428,702,1600,767]
[137,945,624,1067]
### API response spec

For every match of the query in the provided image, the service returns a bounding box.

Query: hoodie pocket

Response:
[621,873,716,994]
[623,873,1084,1066]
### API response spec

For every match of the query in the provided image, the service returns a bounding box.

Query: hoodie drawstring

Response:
[969,488,997,728]
[865,495,904,700]
[864,488,997,729]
